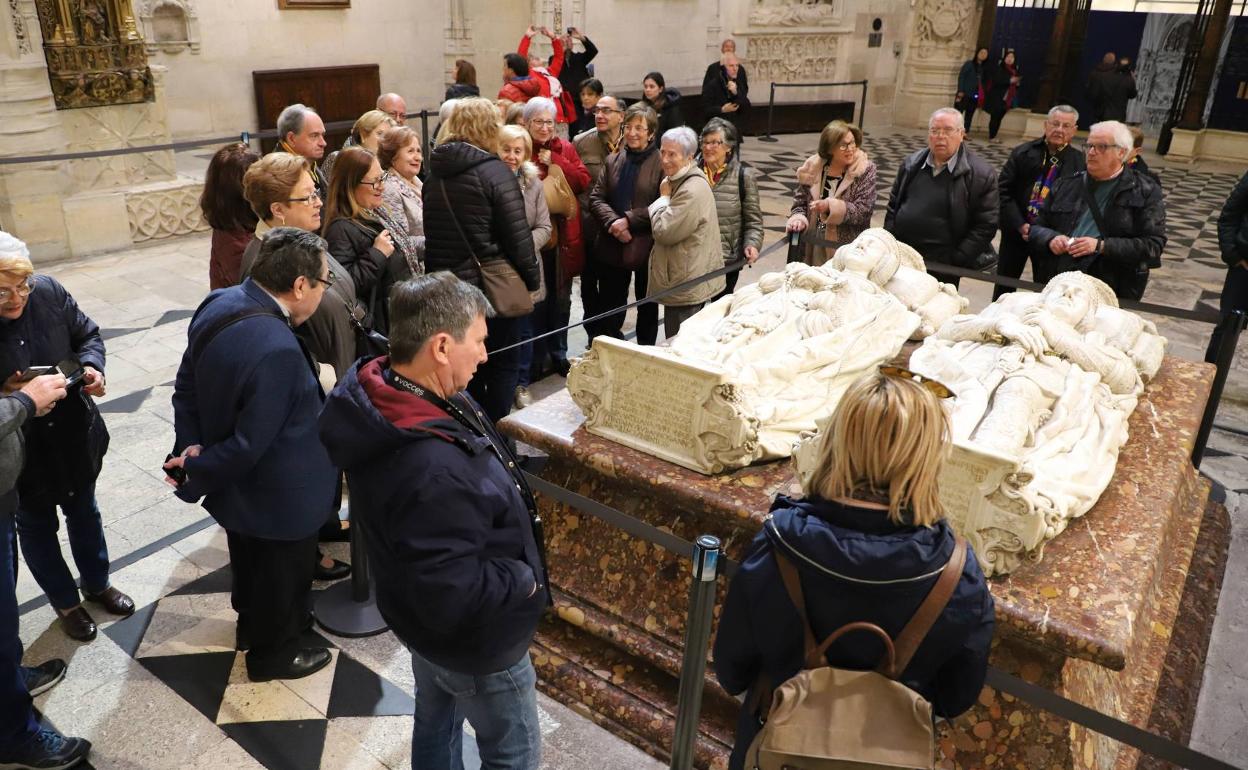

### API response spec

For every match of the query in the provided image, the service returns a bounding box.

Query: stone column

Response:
[1177,0,1234,130]
[975,0,996,53]
[893,0,981,128]
[0,0,75,261]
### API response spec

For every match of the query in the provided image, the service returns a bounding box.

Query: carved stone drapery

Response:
[34,0,153,108]
[744,33,840,85]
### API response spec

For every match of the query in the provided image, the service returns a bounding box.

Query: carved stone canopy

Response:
[34,0,154,109]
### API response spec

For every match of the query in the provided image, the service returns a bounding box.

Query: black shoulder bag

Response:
[438,182,534,317]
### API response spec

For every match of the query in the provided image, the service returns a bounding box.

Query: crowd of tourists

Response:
[2,26,1247,770]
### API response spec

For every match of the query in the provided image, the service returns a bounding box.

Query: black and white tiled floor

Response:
[16,128,1248,768]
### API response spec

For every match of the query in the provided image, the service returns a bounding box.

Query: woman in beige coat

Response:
[648,126,724,339]
[785,120,878,266]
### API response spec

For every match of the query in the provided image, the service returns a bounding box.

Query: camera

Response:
[566,26,574,33]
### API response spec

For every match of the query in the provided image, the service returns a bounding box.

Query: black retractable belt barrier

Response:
[758,79,869,142]
[313,501,388,638]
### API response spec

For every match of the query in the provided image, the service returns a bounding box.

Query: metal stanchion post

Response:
[420,110,432,157]
[859,80,868,128]
[1194,309,1246,465]
[239,131,251,146]
[313,501,388,637]
[669,535,722,770]
[758,84,778,142]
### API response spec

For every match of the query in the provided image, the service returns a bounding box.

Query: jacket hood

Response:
[662,87,682,104]
[764,495,955,584]
[429,140,497,179]
[508,76,543,99]
[318,356,468,471]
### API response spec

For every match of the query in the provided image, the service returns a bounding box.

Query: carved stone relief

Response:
[748,0,841,28]
[59,100,175,190]
[744,33,840,84]
[137,0,198,54]
[125,181,205,241]
[9,0,33,53]
[909,0,975,61]
[34,0,153,108]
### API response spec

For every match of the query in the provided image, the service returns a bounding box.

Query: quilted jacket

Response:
[422,141,540,292]
[700,154,764,265]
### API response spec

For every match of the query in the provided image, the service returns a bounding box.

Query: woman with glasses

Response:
[524,96,590,379]
[200,142,260,289]
[322,146,409,334]
[697,118,762,298]
[714,369,995,770]
[320,110,396,185]
[785,120,878,266]
[378,126,426,282]
[0,236,133,642]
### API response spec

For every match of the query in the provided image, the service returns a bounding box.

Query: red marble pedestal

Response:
[499,356,1230,770]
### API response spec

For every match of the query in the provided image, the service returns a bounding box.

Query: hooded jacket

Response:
[714,496,995,770]
[319,357,550,675]
[497,75,542,105]
[423,140,540,293]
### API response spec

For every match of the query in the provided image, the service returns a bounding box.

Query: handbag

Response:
[543,162,577,217]
[438,182,534,317]
[745,536,968,770]
[344,295,388,358]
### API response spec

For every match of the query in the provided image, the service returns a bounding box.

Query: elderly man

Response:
[275,103,328,202]
[702,52,750,137]
[885,108,999,286]
[1087,53,1137,123]
[1029,120,1166,301]
[319,273,549,770]
[704,39,748,106]
[167,228,337,682]
[573,94,623,197]
[649,126,724,338]
[376,92,407,125]
[995,104,1086,298]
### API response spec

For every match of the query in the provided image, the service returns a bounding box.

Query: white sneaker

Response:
[514,386,533,409]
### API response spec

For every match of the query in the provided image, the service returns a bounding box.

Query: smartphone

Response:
[57,358,85,388]
[164,452,187,487]
[15,365,56,383]
[566,26,574,33]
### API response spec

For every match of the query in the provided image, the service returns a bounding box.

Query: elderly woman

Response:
[697,118,763,298]
[0,236,132,641]
[379,126,425,281]
[524,96,590,378]
[200,142,259,289]
[585,103,663,344]
[649,126,724,339]
[785,120,878,267]
[642,71,684,137]
[423,96,539,422]
[322,146,408,332]
[321,109,395,183]
[498,124,553,408]
[714,370,995,770]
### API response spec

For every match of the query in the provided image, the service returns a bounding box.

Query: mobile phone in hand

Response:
[15,365,56,383]
[164,453,187,486]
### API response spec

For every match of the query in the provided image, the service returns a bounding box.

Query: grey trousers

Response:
[663,303,703,340]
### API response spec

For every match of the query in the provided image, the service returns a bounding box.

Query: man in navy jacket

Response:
[320,273,549,770]
[167,228,338,682]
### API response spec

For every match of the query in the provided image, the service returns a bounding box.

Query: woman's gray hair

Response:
[661,126,698,159]
[439,99,459,122]
[388,272,495,364]
[522,97,557,122]
[1090,120,1133,154]
[699,117,738,153]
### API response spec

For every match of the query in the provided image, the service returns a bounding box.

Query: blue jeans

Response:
[515,314,535,389]
[410,651,541,770]
[1,501,40,753]
[15,483,110,611]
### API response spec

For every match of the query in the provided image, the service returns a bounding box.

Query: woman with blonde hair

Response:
[714,369,995,770]
[424,96,540,422]
[785,120,878,266]
[321,109,396,183]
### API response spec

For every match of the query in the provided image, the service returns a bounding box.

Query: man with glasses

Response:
[573,95,624,199]
[167,228,338,683]
[1028,120,1166,301]
[885,107,999,286]
[994,104,1086,298]
[376,92,407,125]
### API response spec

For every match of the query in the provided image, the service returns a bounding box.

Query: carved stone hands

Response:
[995,315,1046,357]
[1021,306,1074,355]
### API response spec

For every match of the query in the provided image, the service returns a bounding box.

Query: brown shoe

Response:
[58,606,97,641]
[83,586,135,617]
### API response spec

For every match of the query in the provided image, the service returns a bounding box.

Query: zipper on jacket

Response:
[764,514,950,586]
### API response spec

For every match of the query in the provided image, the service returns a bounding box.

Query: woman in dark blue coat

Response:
[0,242,132,642]
[713,370,995,770]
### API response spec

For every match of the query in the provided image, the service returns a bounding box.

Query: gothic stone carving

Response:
[910,0,974,60]
[749,0,840,27]
[9,0,33,53]
[125,182,205,241]
[34,0,154,109]
[137,0,199,54]
[745,33,840,84]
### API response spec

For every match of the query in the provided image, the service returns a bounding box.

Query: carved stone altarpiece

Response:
[33,0,154,109]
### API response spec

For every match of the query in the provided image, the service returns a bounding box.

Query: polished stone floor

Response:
[15,127,1248,768]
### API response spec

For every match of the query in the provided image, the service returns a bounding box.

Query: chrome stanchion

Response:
[669,535,723,770]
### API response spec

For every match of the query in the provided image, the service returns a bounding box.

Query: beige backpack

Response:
[744,537,967,770]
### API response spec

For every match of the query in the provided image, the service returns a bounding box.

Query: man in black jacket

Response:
[994,104,1085,298]
[320,273,549,770]
[702,53,750,138]
[1206,170,1248,360]
[1029,120,1166,301]
[1087,55,1137,123]
[885,107,1000,287]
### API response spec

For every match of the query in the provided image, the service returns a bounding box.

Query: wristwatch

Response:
[1095,238,1104,254]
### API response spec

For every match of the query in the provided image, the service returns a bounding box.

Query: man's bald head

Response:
[377,93,407,123]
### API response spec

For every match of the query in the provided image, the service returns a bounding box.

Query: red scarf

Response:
[1003,63,1019,109]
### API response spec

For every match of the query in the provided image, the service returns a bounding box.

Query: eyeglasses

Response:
[701,138,725,147]
[309,272,336,289]
[837,142,857,151]
[879,365,955,399]
[928,128,961,137]
[357,177,384,191]
[591,107,621,115]
[1084,142,1119,154]
[529,119,556,127]
[0,276,34,303]
[285,191,321,205]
